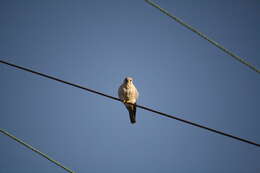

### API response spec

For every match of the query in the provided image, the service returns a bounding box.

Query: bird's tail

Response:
[126,104,136,124]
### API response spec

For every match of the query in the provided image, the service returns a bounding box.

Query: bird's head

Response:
[124,77,133,84]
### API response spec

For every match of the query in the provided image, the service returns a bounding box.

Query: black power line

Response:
[1,59,259,147]
[144,0,260,74]
[0,128,75,173]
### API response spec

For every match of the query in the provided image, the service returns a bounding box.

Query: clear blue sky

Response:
[1,0,260,172]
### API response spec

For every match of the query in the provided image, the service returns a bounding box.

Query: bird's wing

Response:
[134,86,139,100]
[118,85,125,100]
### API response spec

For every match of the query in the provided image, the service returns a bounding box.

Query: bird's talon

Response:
[123,100,127,103]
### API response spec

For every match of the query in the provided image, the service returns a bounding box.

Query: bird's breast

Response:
[123,87,135,99]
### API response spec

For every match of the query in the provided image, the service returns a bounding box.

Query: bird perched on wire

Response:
[118,77,139,124]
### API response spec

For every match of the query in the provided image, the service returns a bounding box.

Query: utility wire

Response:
[144,0,260,74]
[0,128,75,173]
[1,59,259,147]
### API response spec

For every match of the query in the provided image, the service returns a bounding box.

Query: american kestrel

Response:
[118,77,139,124]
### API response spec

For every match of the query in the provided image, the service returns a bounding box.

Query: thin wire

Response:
[144,0,260,74]
[0,128,75,173]
[1,59,259,147]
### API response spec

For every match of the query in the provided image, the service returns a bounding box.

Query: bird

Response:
[118,77,139,124]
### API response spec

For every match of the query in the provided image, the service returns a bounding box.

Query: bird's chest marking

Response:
[123,87,134,99]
